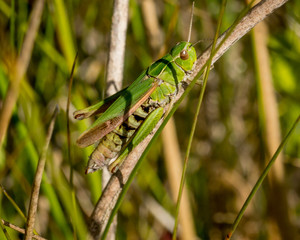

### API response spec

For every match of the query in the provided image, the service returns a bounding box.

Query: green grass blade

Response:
[53,171,88,240]
[0,185,27,222]
[172,0,226,238]
[35,35,69,73]
[52,0,76,68]
[0,185,40,236]
[67,53,77,184]
[226,114,300,240]
[0,0,11,17]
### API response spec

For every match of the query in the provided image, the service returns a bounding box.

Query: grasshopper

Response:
[74,9,197,174]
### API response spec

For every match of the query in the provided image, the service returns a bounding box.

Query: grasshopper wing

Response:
[74,69,149,120]
[73,87,129,120]
[76,76,159,148]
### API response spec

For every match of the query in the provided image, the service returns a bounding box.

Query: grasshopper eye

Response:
[180,50,189,60]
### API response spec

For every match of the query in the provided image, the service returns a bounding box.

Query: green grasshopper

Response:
[74,14,197,174]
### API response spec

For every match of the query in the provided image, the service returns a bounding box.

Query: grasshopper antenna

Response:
[187,1,195,43]
[192,39,206,47]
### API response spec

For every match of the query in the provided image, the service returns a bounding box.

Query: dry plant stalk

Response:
[251,20,296,239]
[91,0,129,239]
[141,0,163,54]
[88,0,289,237]
[0,0,45,146]
[251,9,284,181]
[105,0,129,97]
[102,0,129,188]
[162,119,196,240]
[24,106,59,240]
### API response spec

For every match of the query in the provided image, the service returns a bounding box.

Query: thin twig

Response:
[89,0,289,237]
[0,218,12,240]
[1,219,47,240]
[89,0,129,239]
[0,0,45,146]
[67,53,78,185]
[24,106,59,240]
[66,54,78,239]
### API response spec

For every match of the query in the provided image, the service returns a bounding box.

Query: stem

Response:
[25,106,59,240]
[172,0,226,238]
[226,114,300,240]
[89,0,129,239]
[66,53,78,239]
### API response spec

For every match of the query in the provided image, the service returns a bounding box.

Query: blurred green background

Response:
[0,0,300,239]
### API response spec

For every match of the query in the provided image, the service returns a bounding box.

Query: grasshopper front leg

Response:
[108,107,164,173]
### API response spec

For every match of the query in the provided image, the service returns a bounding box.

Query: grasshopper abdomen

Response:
[86,99,158,173]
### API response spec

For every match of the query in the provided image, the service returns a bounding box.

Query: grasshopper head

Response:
[170,41,197,72]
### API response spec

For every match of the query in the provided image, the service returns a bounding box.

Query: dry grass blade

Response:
[89,0,129,239]
[251,20,297,238]
[24,106,59,240]
[162,119,196,240]
[141,0,163,54]
[1,219,47,240]
[142,1,195,238]
[88,0,289,237]
[0,0,45,146]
